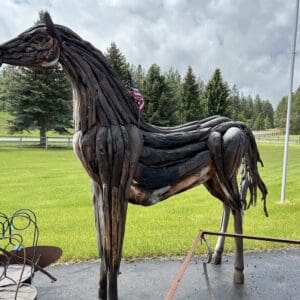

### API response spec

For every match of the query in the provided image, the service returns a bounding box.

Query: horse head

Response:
[0,12,60,69]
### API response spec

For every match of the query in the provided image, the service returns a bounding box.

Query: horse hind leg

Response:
[213,204,230,264]
[232,209,244,284]
[222,127,246,284]
[204,177,230,265]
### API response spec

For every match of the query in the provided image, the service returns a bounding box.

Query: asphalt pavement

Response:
[34,248,300,300]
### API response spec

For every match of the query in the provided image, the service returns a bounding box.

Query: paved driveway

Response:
[34,248,300,300]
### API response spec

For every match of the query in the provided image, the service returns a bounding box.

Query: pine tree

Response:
[142,64,181,125]
[163,68,182,125]
[130,64,145,89]
[229,84,240,120]
[262,100,274,128]
[143,64,165,124]
[4,65,72,145]
[0,70,6,111]
[253,95,262,117]
[263,115,272,129]
[204,68,230,117]
[274,96,287,129]
[105,42,131,86]
[182,66,202,122]
[291,87,300,133]
[253,112,265,130]
[0,66,15,111]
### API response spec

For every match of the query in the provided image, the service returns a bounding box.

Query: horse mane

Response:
[53,25,159,132]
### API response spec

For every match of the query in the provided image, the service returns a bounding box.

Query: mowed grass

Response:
[0,144,299,262]
[0,111,74,137]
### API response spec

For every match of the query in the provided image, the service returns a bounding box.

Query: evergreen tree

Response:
[143,64,166,124]
[0,66,15,111]
[274,96,287,129]
[264,115,273,129]
[228,84,240,120]
[253,95,262,117]
[274,88,300,133]
[253,112,264,130]
[262,100,274,128]
[245,95,254,120]
[157,90,178,126]
[204,68,230,117]
[164,68,182,125]
[291,87,300,133]
[0,70,6,111]
[3,65,72,145]
[182,66,202,122]
[130,64,145,90]
[142,64,180,125]
[105,42,131,86]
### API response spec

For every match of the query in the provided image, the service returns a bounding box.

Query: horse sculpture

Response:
[0,12,268,299]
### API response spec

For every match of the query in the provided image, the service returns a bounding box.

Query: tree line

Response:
[0,40,300,145]
[106,42,277,130]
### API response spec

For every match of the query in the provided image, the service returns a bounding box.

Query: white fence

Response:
[0,133,299,149]
[254,135,300,144]
[0,136,73,149]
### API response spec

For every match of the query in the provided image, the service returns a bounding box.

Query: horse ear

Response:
[43,11,56,37]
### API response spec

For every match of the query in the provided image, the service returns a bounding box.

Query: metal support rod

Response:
[165,231,203,300]
[199,230,300,245]
[281,0,299,203]
[166,229,300,300]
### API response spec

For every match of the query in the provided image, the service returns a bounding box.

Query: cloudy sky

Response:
[0,0,299,107]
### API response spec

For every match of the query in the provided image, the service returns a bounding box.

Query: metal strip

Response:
[166,229,300,299]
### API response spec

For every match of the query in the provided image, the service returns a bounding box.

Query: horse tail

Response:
[240,126,268,217]
[208,120,268,216]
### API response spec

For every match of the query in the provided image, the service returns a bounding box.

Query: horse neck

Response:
[58,35,139,133]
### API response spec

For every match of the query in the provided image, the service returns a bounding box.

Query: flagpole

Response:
[280,0,299,203]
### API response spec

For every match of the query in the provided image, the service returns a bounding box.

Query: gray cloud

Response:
[0,0,299,107]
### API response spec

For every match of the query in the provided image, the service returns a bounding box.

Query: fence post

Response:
[19,137,22,149]
[45,137,48,150]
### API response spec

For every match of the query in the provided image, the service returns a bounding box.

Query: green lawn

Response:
[0,111,74,137]
[0,144,299,262]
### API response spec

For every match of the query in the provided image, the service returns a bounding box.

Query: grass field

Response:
[0,144,299,262]
[0,111,74,137]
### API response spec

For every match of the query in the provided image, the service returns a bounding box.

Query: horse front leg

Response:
[212,204,230,265]
[94,183,126,300]
[94,125,140,299]
[233,209,244,284]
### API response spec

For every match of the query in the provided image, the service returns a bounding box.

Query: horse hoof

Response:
[233,270,244,284]
[212,253,222,265]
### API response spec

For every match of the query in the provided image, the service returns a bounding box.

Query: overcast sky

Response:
[1,0,299,107]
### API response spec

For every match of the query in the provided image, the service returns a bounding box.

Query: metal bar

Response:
[281,0,300,203]
[166,230,300,299]
[165,231,202,300]
[200,230,300,245]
